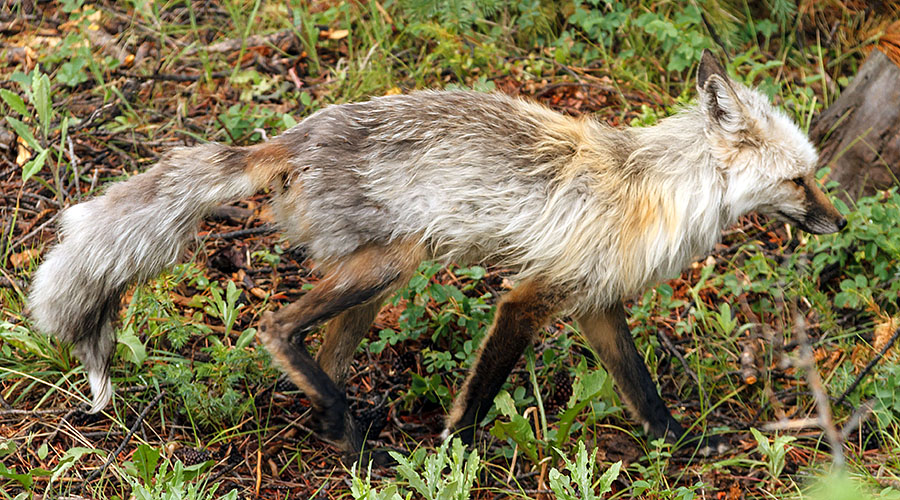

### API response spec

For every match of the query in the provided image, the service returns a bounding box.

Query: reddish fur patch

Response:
[246,141,292,186]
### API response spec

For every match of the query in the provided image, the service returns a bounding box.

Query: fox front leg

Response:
[577,302,725,455]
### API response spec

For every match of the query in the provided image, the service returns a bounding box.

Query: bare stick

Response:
[77,390,167,489]
[791,304,844,468]
[763,417,821,431]
[656,329,708,403]
[835,326,900,407]
[208,224,275,240]
[841,398,875,441]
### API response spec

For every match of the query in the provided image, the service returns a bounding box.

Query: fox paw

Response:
[342,448,402,469]
[679,433,729,457]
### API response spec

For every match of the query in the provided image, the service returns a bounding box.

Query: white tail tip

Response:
[87,369,112,413]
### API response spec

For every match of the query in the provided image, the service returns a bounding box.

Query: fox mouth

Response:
[775,210,843,234]
[776,210,804,227]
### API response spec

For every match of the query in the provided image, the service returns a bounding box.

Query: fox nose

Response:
[836,217,847,230]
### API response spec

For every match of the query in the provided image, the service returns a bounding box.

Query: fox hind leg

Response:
[316,300,383,388]
[258,240,423,457]
[444,280,565,444]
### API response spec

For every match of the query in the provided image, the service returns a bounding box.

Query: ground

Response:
[1,1,900,499]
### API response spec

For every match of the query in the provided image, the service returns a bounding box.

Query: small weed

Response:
[120,445,233,500]
[393,438,481,500]
[749,428,796,479]
[549,441,621,500]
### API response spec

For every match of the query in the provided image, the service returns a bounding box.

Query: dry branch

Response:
[791,305,845,468]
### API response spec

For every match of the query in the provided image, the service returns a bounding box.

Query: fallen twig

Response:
[113,70,231,82]
[763,416,821,431]
[185,29,295,55]
[207,224,275,240]
[0,407,72,416]
[791,303,844,468]
[77,390,167,488]
[835,326,900,407]
[8,212,60,251]
[840,398,875,441]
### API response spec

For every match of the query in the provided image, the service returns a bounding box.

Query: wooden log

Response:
[810,49,900,201]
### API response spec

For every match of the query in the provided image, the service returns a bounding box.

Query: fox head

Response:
[696,50,846,235]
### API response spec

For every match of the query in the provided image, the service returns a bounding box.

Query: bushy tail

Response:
[29,142,284,412]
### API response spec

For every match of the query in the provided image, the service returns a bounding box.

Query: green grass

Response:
[2,0,900,498]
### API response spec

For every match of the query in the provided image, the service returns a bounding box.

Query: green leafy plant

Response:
[391,437,481,500]
[217,103,288,144]
[552,358,618,449]
[350,438,481,500]
[749,427,796,479]
[2,70,67,191]
[161,327,273,429]
[869,364,900,431]
[350,462,404,500]
[121,446,234,500]
[491,389,541,464]
[378,263,493,405]
[809,188,899,314]
[0,439,102,494]
[206,280,244,336]
[633,6,710,72]
[629,439,704,498]
[549,441,621,500]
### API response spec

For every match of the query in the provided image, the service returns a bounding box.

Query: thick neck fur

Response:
[529,106,735,313]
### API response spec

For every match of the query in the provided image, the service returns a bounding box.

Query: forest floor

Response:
[2,1,900,499]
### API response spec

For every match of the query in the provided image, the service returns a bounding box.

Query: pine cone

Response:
[357,404,389,439]
[274,377,297,393]
[174,447,211,466]
[545,369,572,414]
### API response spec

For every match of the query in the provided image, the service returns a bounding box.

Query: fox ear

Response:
[697,50,742,128]
[697,49,727,90]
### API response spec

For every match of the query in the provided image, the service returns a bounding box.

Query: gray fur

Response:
[29,144,256,412]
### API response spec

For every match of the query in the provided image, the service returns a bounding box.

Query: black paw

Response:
[677,432,728,457]
[310,403,351,443]
[343,448,402,468]
[442,425,476,446]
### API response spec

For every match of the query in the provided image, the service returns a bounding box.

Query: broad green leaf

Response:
[5,116,41,151]
[493,390,517,417]
[32,71,51,137]
[0,462,33,489]
[57,58,89,87]
[117,325,147,365]
[51,447,104,483]
[133,444,161,484]
[0,439,16,458]
[1,89,28,116]
[597,460,623,495]
[22,149,48,182]
[236,327,256,349]
[0,321,46,357]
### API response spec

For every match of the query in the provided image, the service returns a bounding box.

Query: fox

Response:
[28,50,845,461]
